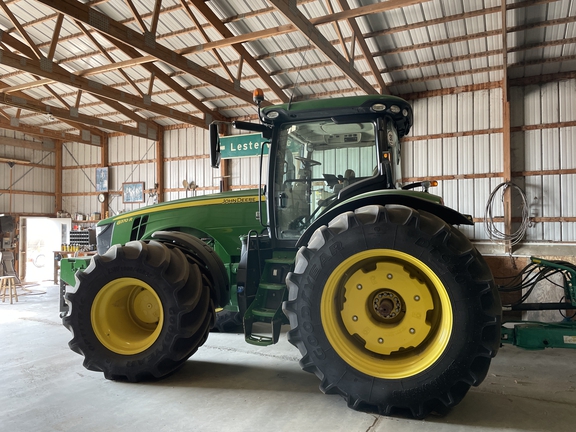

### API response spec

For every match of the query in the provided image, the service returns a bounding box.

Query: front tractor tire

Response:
[283,205,501,418]
[63,240,215,381]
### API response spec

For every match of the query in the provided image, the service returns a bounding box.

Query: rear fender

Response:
[296,194,473,248]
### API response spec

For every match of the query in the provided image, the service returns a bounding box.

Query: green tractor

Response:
[60,92,501,418]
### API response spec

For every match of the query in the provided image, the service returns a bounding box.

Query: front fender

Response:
[151,231,229,307]
[297,194,473,248]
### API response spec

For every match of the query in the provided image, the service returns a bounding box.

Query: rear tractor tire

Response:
[212,309,243,333]
[283,205,501,418]
[63,240,215,381]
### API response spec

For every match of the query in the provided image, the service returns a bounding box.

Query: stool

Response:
[0,276,17,304]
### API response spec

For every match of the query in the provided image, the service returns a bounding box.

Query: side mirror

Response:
[209,123,221,168]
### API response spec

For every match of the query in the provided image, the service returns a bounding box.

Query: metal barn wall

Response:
[108,135,157,216]
[510,80,576,242]
[0,131,55,215]
[164,127,214,201]
[61,141,100,219]
[163,127,266,201]
[403,88,504,240]
[404,79,576,244]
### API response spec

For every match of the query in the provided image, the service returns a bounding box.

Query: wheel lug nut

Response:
[378,338,384,344]
[409,328,415,334]
[387,274,393,279]
[352,316,358,321]
[357,284,362,290]
[414,295,420,301]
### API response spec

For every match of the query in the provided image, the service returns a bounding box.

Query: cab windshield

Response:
[274,119,378,239]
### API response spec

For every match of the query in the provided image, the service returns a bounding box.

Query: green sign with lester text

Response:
[220,133,269,159]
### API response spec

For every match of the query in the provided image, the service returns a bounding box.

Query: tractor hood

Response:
[95,189,266,257]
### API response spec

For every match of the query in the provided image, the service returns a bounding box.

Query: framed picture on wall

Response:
[122,182,145,203]
[96,167,109,192]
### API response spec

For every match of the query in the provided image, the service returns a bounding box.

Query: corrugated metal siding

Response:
[513,79,576,241]
[0,138,55,215]
[404,88,504,241]
[61,142,101,219]
[164,127,214,201]
[107,136,157,215]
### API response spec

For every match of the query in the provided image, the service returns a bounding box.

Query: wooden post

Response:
[54,140,62,215]
[100,136,109,217]
[502,0,512,253]
[220,123,231,192]
[156,126,165,203]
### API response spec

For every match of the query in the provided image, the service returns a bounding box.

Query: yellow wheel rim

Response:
[321,249,452,379]
[91,277,164,355]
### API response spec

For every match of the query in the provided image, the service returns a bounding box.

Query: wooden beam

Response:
[0,79,106,143]
[155,125,164,203]
[100,35,226,121]
[326,0,351,61]
[0,1,43,59]
[336,0,388,94]
[48,14,64,60]
[501,0,512,252]
[55,140,63,214]
[75,20,146,97]
[149,0,163,37]
[0,117,101,145]
[190,0,289,103]
[310,0,428,26]
[0,7,110,138]
[269,0,377,95]
[179,0,235,82]
[1,92,156,139]
[0,135,55,151]
[0,27,114,140]
[74,90,82,108]
[0,55,155,94]
[0,48,207,128]
[100,135,108,217]
[123,0,148,33]
[35,0,259,106]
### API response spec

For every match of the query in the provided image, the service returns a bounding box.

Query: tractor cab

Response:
[270,115,401,241]
[210,91,414,247]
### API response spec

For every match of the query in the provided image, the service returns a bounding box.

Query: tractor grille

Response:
[130,215,149,241]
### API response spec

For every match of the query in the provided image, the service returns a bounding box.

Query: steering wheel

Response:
[294,156,321,167]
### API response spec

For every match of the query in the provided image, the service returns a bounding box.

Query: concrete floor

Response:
[1,283,575,432]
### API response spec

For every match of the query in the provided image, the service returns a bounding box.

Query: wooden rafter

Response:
[75,20,146,98]
[35,0,260,106]
[0,1,43,59]
[269,0,377,95]
[179,0,235,82]
[123,0,148,33]
[0,115,101,145]
[1,92,154,139]
[48,13,64,60]
[149,0,163,37]
[0,22,108,140]
[0,48,207,128]
[102,35,227,122]
[335,0,387,94]
[325,0,350,61]
[190,0,289,103]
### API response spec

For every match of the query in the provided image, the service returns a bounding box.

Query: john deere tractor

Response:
[60,92,501,418]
